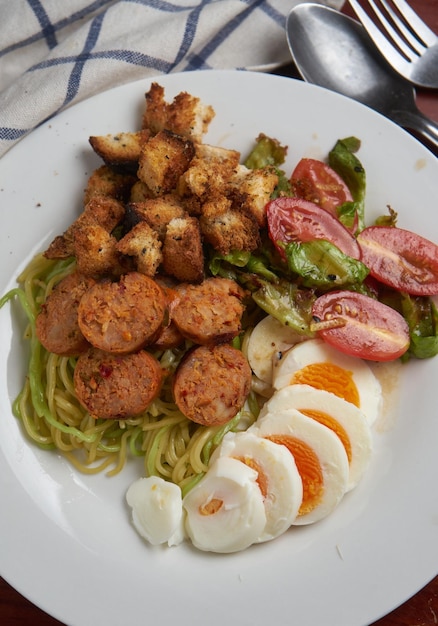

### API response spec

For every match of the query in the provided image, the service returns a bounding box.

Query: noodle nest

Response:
[4,254,253,495]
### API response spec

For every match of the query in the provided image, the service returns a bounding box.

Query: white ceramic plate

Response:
[0,70,437,626]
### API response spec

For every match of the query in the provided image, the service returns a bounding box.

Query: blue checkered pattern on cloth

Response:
[0,0,341,158]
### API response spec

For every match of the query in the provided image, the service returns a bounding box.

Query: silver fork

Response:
[348,0,438,89]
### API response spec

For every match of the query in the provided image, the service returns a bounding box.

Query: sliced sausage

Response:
[173,343,252,426]
[151,277,184,350]
[77,272,166,354]
[74,348,163,419]
[171,277,247,345]
[152,323,184,350]
[35,271,96,356]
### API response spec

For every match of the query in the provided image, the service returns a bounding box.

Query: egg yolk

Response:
[199,498,223,516]
[299,409,352,464]
[291,362,360,408]
[198,457,268,516]
[236,456,268,498]
[265,435,323,516]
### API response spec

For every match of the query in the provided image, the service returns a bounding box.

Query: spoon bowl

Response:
[286,3,438,152]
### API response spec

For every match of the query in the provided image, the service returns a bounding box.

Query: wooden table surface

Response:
[1,1,437,624]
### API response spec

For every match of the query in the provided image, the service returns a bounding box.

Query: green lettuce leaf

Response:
[252,279,315,336]
[401,294,438,359]
[329,136,366,233]
[285,240,369,290]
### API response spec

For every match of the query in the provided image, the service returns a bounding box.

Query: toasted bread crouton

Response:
[200,195,260,255]
[89,130,151,172]
[84,165,136,204]
[83,195,125,232]
[73,222,125,278]
[45,210,98,260]
[126,195,186,240]
[117,221,162,277]
[44,196,125,260]
[162,216,204,283]
[44,231,76,259]
[177,143,240,200]
[194,143,240,168]
[200,194,233,219]
[129,180,154,202]
[137,130,195,196]
[231,165,278,227]
[178,194,203,217]
[142,83,168,135]
[44,236,72,260]
[165,92,215,142]
[142,83,215,142]
[178,156,238,200]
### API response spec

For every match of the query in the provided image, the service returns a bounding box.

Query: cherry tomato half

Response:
[311,290,410,361]
[266,197,361,260]
[357,226,438,296]
[291,158,353,212]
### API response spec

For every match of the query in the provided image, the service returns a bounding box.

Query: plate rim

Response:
[0,68,437,626]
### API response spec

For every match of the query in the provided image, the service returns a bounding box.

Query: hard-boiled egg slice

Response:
[246,314,306,384]
[126,476,185,546]
[261,384,372,491]
[273,338,382,426]
[252,408,349,525]
[182,456,266,553]
[211,431,303,542]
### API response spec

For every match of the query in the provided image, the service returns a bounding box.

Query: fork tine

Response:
[357,0,420,61]
[379,0,425,55]
[349,0,438,89]
[348,0,415,67]
[390,0,437,47]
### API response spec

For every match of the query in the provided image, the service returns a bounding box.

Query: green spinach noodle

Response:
[1,252,252,495]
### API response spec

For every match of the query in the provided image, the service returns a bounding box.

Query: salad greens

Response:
[208,135,438,360]
[401,295,438,360]
[244,133,287,169]
[285,240,369,290]
[244,132,291,197]
[251,280,316,336]
[328,136,366,232]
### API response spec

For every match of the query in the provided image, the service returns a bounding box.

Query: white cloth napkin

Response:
[0,0,342,158]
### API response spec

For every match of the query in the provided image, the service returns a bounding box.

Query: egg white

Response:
[126,476,185,546]
[260,384,373,491]
[211,431,303,542]
[272,338,382,426]
[252,408,349,525]
[246,314,306,384]
[182,456,267,553]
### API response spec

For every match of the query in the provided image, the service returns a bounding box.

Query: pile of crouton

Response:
[44,83,279,283]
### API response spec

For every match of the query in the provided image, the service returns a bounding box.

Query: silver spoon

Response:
[286,3,438,152]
